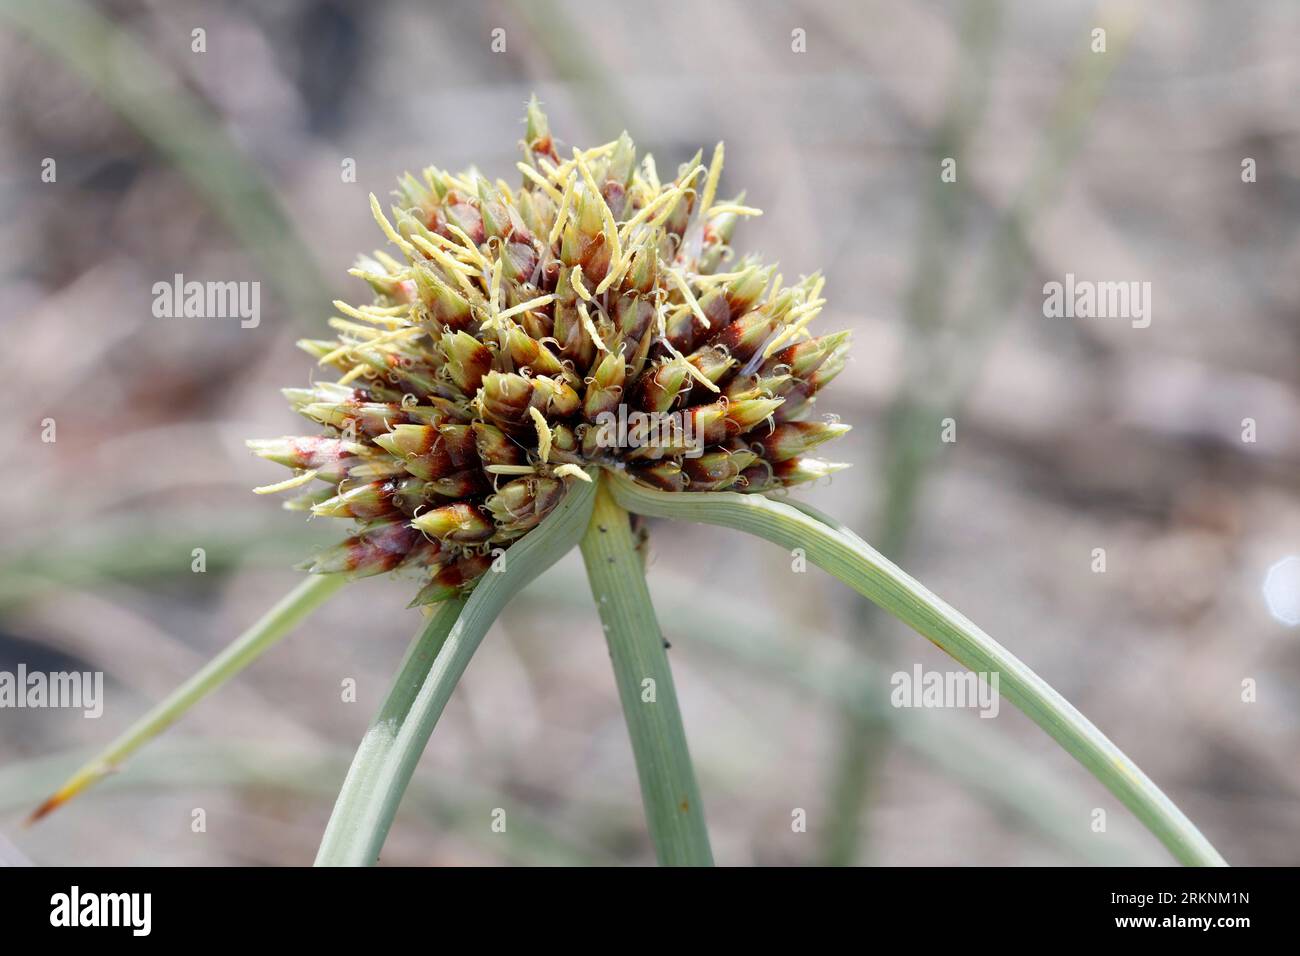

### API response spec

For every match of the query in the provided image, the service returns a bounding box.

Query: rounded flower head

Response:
[250,98,850,604]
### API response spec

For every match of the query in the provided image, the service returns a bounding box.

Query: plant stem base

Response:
[580,478,713,866]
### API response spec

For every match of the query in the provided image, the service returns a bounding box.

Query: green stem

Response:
[521,564,1158,864]
[579,481,712,865]
[314,474,598,866]
[5,737,611,865]
[822,9,1133,866]
[608,472,1227,867]
[315,596,466,866]
[820,706,888,866]
[30,573,347,820]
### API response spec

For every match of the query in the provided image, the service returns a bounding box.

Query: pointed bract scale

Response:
[726,396,784,436]
[374,424,479,480]
[623,231,660,295]
[551,300,596,369]
[706,309,780,367]
[426,467,491,498]
[304,520,420,577]
[622,311,656,380]
[629,459,689,492]
[472,421,526,467]
[479,371,536,435]
[348,345,443,398]
[281,381,358,411]
[725,265,771,317]
[409,553,494,607]
[519,307,553,343]
[772,389,814,422]
[757,420,852,463]
[724,371,792,402]
[514,188,555,242]
[633,359,691,414]
[412,267,475,332]
[411,502,494,543]
[760,330,851,382]
[486,476,565,539]
[612,293,655,349]
[684,345,734,386]
[311,478,425,520]
[550,422,579,457]
[605,132,638,183]
[441,330,493,395]
[396,172,437,222]
[303,401,444,439]
[478,178,513,242]
[682,447,759,492]
[773,457,851,487]
[506,324,566,377]
[769,343,852,416]
[697,202,740,273]
[774,343,849,419]
[601,133,637,218]
[344,455,411,483]
[501,238,539,286]
[529,375,582,419]
[282,487,336,512]
[423,166,452,203]
[442,196,486,246]
[664,150,702,240]
[697,286,736,328]
[524,94,559,165]
[664,288,728,355]
[801,345,849,394]
[371,424,437,460]
[574,184,605,245]
[625,402,727,460]
[247,436,366,483]
[737,460,777,493]
[583,351,626,421]
[567,192,612,283]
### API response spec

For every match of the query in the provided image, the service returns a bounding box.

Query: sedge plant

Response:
[31,100,1226,867]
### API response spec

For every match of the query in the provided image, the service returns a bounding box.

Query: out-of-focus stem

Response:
[825,3,1135,865]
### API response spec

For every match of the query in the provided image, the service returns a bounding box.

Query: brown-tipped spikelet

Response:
[249,97,851,603]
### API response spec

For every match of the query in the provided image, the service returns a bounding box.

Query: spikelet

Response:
[250,97,851,604]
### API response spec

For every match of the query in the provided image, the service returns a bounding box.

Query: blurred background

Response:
[1,0,1298,866]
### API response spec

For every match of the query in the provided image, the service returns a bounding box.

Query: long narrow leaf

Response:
[607,471,1227,867]
[29,573,347,821]
[579,482,712,865]
[314,596,465,865]
[314,474,598,865]
[4,740,612,865]
[521,565,1158,864]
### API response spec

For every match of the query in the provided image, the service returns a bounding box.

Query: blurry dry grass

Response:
[1,0,1298,865]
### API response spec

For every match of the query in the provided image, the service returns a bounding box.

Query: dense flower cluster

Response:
[250,99,850,604]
